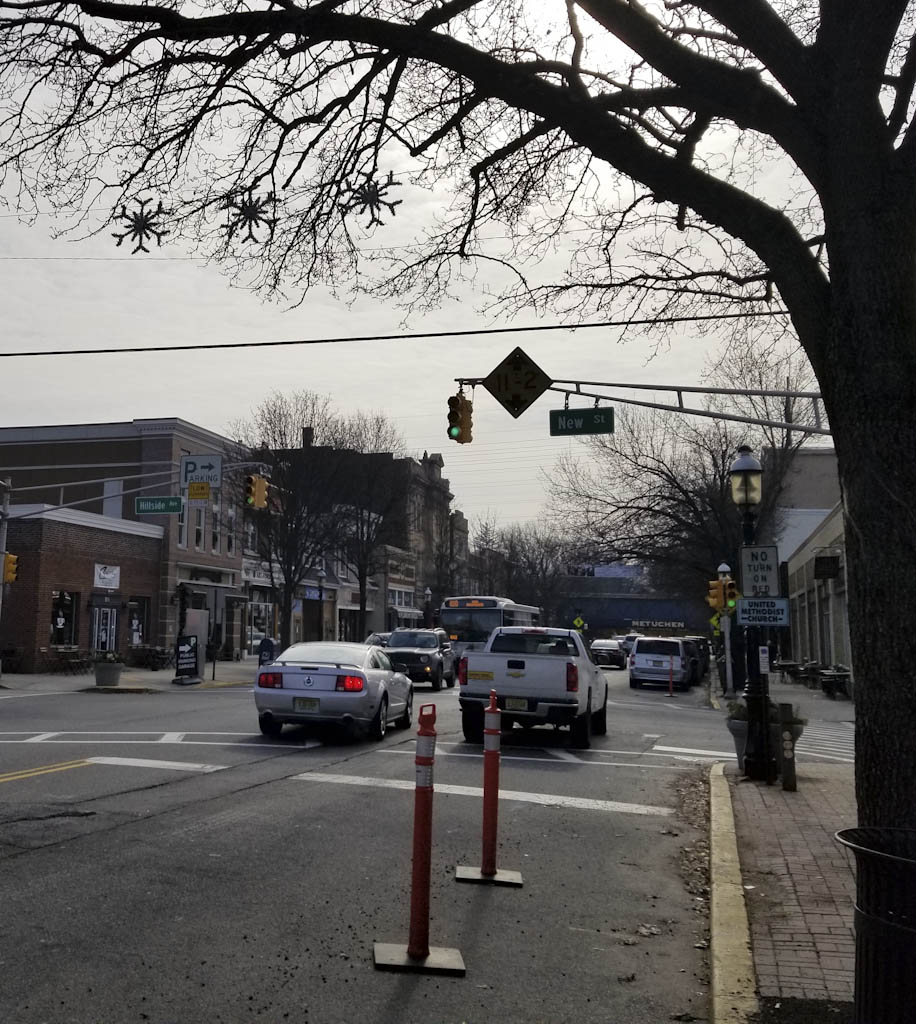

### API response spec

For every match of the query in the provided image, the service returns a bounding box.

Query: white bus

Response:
[439,595,541,657]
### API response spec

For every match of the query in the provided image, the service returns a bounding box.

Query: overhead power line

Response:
[0,310,789,360]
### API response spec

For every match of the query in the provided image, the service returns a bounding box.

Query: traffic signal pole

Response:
[722,613,735,698]
[0,477,9,679]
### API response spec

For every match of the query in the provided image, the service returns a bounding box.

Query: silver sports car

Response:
[254,641,413,739]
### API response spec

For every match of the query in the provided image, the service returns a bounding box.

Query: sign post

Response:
[736,597,790,627]
[172,634,201,686]
[180,455,222,509]
[740,545,780,596]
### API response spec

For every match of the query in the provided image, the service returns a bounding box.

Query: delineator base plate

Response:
[455,865,524,887]
[373,942,466,975]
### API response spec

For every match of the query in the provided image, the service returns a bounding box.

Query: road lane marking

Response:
[87,757,226,773]
[24,732,60,742]
[0,759,91,784]
[653,745,737,759]
[292,771,673,816]
[159,733,185,743]
[548,749,583,763]
[0,691,73,700]
[380,749,689,770]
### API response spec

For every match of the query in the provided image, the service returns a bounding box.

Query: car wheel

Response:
[629,677,641,689]
[397,689,414,729]
[592,688,608,735]
[370,695,389,740]
[570,695,592,749]
[258,715,283,738]
[462,707,484,744]
[446,670,456,688]
[431,668,442,691]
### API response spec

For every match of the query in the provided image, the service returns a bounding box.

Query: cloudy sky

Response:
[0,195,725,529]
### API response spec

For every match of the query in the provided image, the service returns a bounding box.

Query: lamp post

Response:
[717,562,735,698]
[728,445,776,783]
[424,587,432,628]
[316,567,326,641]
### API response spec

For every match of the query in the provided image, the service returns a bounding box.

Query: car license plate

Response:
[293,697,319,712]
[652,660,663,667]
[505,697,528,711]
[468,670,493,680]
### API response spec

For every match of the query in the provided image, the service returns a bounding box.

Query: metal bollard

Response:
[456,691,523,887]
[374,704,465,975]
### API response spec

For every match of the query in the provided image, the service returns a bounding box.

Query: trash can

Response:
[835,827,916,1024]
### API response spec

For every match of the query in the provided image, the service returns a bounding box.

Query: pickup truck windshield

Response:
[490,634,574,655]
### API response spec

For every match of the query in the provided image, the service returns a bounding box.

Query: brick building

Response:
[0,506,162,672]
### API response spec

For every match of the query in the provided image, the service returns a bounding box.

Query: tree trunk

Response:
[357,569,369,640]
[818,233,916,829]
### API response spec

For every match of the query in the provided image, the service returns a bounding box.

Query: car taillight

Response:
[566,662,579,692]
[335,674,364,691]
[259,672,283,688]
[458,657,468,685]
[629,653,635,667]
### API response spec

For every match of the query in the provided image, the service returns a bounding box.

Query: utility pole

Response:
[0,477,10,679]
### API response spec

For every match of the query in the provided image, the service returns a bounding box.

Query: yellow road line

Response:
[0,759,91,784]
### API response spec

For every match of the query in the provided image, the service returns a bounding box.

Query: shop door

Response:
[92,607,118,652]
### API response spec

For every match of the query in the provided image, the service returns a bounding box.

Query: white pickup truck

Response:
[457,627,608,748]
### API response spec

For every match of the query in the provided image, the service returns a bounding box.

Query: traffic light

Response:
[462,396,473,443]
[706,579,724,611]
[3,553,19,583]
[254,476,270,509]
[244,474,257,506]
[447,395,462,441]
[724,578,740,611]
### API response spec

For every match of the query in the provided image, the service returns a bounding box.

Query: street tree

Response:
[1,3,914,823]
[552,343,817,602]
[335,411,408,638]
[229,391,352,649]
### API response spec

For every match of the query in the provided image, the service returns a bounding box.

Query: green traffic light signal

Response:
[725,579,739,609]
[447,395,462,441]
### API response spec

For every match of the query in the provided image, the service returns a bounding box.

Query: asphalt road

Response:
[0,669,727,1024]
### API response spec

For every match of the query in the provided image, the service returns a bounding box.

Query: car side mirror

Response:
[393,662,408,674]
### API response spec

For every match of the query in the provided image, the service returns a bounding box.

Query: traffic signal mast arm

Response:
[455,376,829,436]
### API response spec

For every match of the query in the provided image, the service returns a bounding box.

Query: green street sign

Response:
[135,496,182,515]
[549,407,614,436]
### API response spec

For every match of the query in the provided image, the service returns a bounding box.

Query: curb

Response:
[709,762,758,1024]
[79,686,162,694]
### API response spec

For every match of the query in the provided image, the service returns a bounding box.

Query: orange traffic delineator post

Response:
[456,691,523,887]
[374,703,466,976]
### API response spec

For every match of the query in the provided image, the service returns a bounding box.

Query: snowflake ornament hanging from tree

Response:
[225,187,277,244]
[111,198,170,254]
[340,170,403,227]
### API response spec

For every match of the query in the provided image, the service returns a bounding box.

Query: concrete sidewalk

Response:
[0,657,257,693]
[710,675,857,1023]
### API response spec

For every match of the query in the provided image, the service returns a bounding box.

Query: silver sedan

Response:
[254,642,413,740]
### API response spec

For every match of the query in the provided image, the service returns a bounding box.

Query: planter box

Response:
[94,662,123,687]
[727,719,804,774]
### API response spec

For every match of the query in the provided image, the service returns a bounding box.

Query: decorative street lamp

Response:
[424,587,432,628]
[717,563,735,698]
[316,567,326,641]
[728,445,776,782]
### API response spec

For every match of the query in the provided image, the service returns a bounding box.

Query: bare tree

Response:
[335,410,408,638]
[550,347,815,602]
[3,3,916,823]
[229,391,350,648]
[504,522,572,625]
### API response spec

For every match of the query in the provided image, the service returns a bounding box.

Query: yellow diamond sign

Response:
[483,346,552,418]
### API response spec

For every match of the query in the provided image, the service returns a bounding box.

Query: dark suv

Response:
[385,628,455,690]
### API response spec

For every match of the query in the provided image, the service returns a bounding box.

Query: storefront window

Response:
[50,591,79,646]
[128,597,150,646]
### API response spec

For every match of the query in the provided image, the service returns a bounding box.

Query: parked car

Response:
[628,636,691,691]
[619,633,643,655]
[385,628,455,689]
[364,632,392,647]
[681,638,702,686]
[685,636,711,677]
[590,638,627,669]
[254,641,412,739]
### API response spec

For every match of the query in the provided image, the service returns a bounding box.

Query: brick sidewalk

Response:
[728,763,856,1003]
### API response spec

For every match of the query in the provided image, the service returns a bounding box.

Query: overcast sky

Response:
[0,198,725,530]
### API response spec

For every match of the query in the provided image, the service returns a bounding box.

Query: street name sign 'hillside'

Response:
[549,407,614,436]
